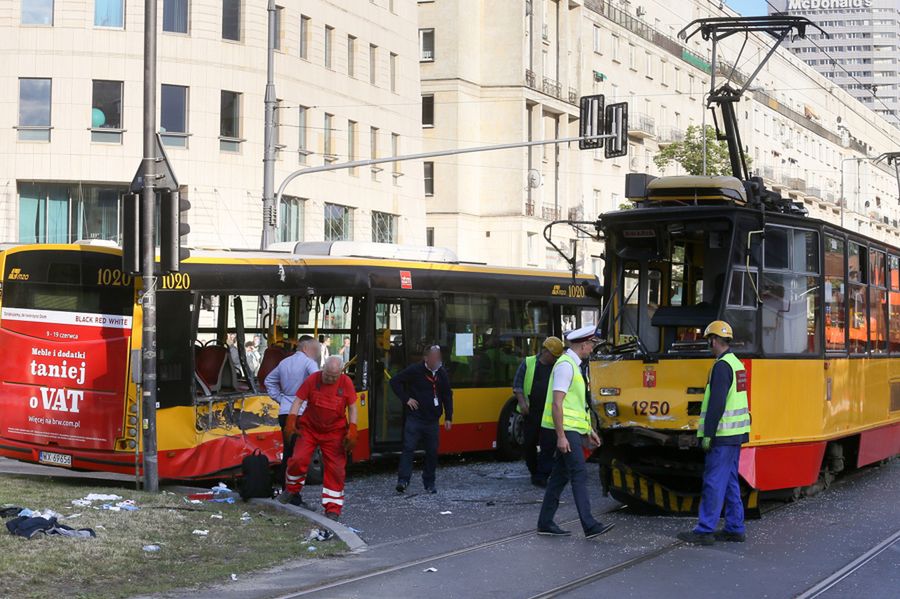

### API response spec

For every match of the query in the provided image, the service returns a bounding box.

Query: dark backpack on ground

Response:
[239,449,273,501]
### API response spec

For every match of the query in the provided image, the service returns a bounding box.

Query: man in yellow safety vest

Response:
[536,325,615,539]
[678,320,751,545]
[513,336,564,487]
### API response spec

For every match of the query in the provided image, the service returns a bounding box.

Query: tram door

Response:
[370,297,438,451]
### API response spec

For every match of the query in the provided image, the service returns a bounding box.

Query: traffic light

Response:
[122,193,141,275]
[160,190,191,273]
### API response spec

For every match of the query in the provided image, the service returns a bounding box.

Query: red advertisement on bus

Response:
[0,306,132,458]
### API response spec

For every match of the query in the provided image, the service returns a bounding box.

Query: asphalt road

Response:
[3,454,897,598]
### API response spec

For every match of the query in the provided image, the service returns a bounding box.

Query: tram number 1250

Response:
[631,401,670,416]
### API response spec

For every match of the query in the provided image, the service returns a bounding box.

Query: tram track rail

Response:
[274,463,891,598]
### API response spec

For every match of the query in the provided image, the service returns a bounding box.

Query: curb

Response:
[250,498,367,553]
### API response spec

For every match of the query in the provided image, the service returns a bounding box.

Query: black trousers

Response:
[523,415,555,482]
[397,417,440,488]
[277,414,297,486]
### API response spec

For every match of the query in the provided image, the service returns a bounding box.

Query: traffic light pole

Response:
[140,0,159,492]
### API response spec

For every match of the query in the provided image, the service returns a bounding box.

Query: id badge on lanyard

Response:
[426,373,439,407]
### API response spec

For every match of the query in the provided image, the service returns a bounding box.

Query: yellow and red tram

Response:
[590,175,900,513]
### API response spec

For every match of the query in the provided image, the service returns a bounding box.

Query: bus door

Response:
[370,296,438,451]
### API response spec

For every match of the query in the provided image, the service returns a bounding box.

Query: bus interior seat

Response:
[220,357,250,392]
[257,345,290,388]
[195,346,228,393]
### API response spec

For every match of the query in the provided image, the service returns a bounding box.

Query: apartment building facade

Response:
[1,0,425,249]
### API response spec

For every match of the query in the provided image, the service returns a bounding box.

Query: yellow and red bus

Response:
[0,241,599,479]
[589,175,900,513]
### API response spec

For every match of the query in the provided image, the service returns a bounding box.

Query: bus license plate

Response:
[38,451,72,468]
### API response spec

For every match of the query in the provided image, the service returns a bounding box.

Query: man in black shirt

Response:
[391,345,453,493]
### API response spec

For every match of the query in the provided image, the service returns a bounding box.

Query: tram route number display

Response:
[0,307,131,451]
[631,400,670,416]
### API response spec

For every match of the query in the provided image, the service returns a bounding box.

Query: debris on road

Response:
[423,567,438,573]
[440,511,452,515]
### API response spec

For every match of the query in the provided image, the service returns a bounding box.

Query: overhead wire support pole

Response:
[261,0,277,249]
[273,134,615,219]
[140,0,159,492]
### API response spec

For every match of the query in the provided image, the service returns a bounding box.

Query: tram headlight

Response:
[603,402,619,417]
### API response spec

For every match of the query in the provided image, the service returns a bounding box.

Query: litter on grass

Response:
[192,529,209,536]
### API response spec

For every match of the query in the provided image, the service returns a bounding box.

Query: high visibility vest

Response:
[523,355,538,397]
[698,352,751,439]
[541,354,591,434]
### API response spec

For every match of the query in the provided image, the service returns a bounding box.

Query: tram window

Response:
[848,242,868,353]
[824,236,847,352]
[764,227,790,271]
[727,270,758,308]
[849,243,866,284]
[889,256,900,354]
[869,249,888,354]
[761,273,820,354]
[723,308,757,352]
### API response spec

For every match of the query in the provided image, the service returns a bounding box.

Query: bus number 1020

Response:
[97,268,133,287]
[161,272,191,290]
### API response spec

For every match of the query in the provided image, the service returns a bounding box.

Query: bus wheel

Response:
[496,398,525,461]
[305,448,324,485]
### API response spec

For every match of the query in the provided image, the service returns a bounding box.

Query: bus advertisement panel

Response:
[0,307,131,455]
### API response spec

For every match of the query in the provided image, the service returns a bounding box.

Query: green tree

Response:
[653,124,749,176]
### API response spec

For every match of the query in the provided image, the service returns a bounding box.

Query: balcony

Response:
[525,68,536,90]
[806,186,823,200]
[657,127,685,146]
[542,77,561,100]
[568,206,584,221]
[525,200,536,217]
[787,177,807,193]
[629,113,656,139]
[762,166,776,183]
[542,204,561,220]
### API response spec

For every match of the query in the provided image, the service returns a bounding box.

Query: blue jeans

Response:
[695,444,745,534]
[397,417,440,489]
[537,430,600,533]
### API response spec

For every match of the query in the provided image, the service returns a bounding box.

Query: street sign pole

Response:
[261,0,278,249]
[140,0,159,492]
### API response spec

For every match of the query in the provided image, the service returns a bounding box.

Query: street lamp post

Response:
[839,157,865,230]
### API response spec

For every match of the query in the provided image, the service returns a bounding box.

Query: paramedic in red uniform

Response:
[277,356,358,521]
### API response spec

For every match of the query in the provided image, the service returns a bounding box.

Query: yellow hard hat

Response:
[703,320,734,340]
[542,336,564,357]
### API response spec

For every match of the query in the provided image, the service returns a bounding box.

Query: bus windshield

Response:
[607,219,733,354]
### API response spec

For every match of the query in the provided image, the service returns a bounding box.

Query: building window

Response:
[372,211,398,244]
[163,0,188,34]
[593,25,601,53]
[278,195,304,242]
[91,80,123,144]
[160,84,189,147]
[298,106,309,163]
[18,182,125,244]
[426,227,434,247]
[527,232,538,265]
[300,15,310,59]
[347,120,357,174]
[347,35,356,76]
[274,5,284,50]
[18,78,52,142]
[369,44,378,84]
[611,34,620,62]
[22,0,53,25]
[323,113,334,160]
[390,52,398,92]
[324,203,352,241]
[422,94,434,127]
[219,90,241,151]
[424,162,434,196]
[419,28,434,61]
[94,0,124,28]
[325,25,334,68]
[370,126,379,181]
[222,0,241,41]
[391,133,401,180]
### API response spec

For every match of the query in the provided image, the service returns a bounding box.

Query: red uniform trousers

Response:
[285,424,348,515]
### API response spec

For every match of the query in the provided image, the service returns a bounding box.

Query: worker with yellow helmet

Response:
[512,336,565,487]
[678,320,751,545]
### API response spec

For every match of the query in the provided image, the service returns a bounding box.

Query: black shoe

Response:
[289,494,308,508]
[396,481,408,493]
[714,530,746,543]
[584,523,616,539]
[325,512,340,522]
[531,477,548,488]
[677,531,715,546]
[424,486,437,494]
[276,491,296,505]
[537,524,572,536]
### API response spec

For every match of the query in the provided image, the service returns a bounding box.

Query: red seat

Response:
[196,346,228,393]
[258,346,290,388]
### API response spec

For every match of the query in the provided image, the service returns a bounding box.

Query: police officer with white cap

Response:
[536,325,615,539]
